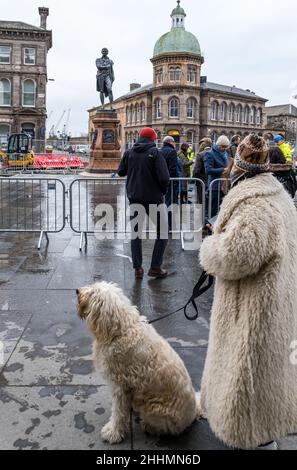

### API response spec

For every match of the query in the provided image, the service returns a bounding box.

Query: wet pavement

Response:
[0,175,296,450]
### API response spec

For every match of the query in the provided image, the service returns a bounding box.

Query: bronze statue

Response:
[96,48,115,108]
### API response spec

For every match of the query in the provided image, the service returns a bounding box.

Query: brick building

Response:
[0,7,52,151]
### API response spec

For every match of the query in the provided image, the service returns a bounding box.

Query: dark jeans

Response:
[130,203,168,270]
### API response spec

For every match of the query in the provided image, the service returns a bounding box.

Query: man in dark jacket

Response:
[160,136,179,231]
[118,127,170,279]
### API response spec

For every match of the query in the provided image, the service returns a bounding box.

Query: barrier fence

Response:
[0,175,222,251]
[0,177,66,249]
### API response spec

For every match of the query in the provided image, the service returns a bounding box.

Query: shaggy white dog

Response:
[77,281,201,444]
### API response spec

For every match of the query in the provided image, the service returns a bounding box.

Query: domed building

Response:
[89,1,267,150]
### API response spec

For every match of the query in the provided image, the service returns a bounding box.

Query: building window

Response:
[243,106,249,124]
[256,109,262,125]
[0,124,10,145]
[228,103,234,122]
[24,48,36,65]
[0,46,11,64]
[211,102,218,121]
[187,131,194,145]
[155,99,162,119]
[236,105,242,123]
[187,98,196,118]
[135,104,140,122]
[220,103,226,121]
[0,78,11,106]
[187,66,197,83]
[250,107,255,124]
[126,107,130,124]
[156,67,163,84]
[169,98,179,118]
[169,67,180,81]
[22,79,36,107]
[140,102,145,121]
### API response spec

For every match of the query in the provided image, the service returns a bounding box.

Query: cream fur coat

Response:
[200,173,297,449]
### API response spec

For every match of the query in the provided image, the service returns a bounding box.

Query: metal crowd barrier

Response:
[69,177,205,251]
[208,178,231,220]
[0,177,66,249]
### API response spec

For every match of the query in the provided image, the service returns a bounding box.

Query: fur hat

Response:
[235,134,269,173]
[140,127,157,142]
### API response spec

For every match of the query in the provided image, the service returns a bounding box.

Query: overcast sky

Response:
[2,0,297,135]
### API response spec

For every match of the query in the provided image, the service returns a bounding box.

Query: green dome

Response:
[153,27,201,57]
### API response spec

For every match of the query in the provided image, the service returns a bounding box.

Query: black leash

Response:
[149,271,214,325]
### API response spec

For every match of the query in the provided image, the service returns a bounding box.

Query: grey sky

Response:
[2,0,297,135]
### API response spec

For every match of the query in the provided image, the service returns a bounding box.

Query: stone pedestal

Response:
[87,110,121,173]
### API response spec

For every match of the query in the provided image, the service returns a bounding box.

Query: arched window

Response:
[169,97,179,118]
[0,123,10,145]
[169,67,175,81]
[156,67,163,84]
[250,107,255,124]
[187,98,196,119]
[243,106,249,124]
[131,105,135,123]
[169,67,180,81]
[256,109,262,125]
[220,102,226,121]
[135,104,140,122]
[236,105,242,123]
[187,66,197,83]
[140,102,145,121]
[126,107,130,124]
[228,103,234,122]
[211,102,218,121]
[155,99,162,119]
[0,78,11,106]
[22,79,36,107]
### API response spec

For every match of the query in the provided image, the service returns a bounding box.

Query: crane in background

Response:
[49,110,66,138]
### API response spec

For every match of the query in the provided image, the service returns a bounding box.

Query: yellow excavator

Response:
[0,133,35,169]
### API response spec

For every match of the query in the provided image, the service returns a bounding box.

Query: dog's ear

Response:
[77,287,92,320]
[86,294,123,342]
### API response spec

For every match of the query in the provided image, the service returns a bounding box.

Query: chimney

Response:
[39,7,49,29]
[130,83,141,92]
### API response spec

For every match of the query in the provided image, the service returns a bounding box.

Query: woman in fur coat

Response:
[199,134,297,449]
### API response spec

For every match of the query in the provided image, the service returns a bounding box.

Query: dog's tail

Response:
[195,391,207,420]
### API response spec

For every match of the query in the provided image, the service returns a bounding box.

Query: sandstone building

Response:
[0,7,52,151]
[89,1,268,150]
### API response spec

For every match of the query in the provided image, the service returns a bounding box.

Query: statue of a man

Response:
[96,48,115,108]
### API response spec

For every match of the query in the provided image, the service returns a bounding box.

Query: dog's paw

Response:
[101,422,125,444]
[141,421,158,436]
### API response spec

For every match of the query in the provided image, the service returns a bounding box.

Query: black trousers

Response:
[130,203,168,270]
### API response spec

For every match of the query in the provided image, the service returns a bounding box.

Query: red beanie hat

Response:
[139,127,158,142]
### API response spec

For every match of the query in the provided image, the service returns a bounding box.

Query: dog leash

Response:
[149,271,214,325]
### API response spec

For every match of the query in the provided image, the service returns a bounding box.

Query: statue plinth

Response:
[87,110,121,174]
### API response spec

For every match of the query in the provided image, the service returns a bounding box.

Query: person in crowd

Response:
[269,146,297,198]
[273,135,293,162]
[193,138,212,203]
[263,132,275,149]
[199,134,297,450]
[160,136,179,206]
[118,127,170,279]
[228,135,241,159]
[160,136,179,231]
[178,143,193,203]
[204,135,230,217]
